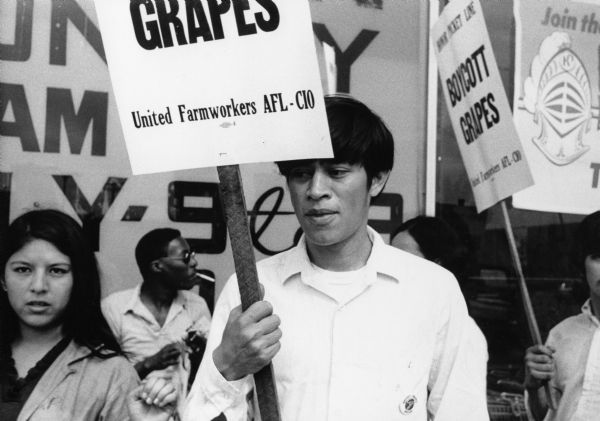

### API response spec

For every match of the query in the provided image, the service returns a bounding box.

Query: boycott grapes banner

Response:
[432,0,533,212]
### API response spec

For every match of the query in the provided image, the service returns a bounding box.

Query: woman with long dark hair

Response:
[0,209,173,420]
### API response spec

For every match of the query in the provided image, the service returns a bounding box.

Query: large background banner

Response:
[433,0,533,213]
[513,0,600,214]
[1,0,427,296]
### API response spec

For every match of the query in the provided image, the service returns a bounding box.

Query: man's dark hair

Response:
[575,210,600,270]
[276,94,394,184]
[135,228,181,277]
[0,209,121,355]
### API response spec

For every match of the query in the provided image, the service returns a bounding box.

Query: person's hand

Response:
[136,343,182,379]
[147,343,182,371]
[128,377,177,421]
[524,344,556,390]
[213,301,282,381]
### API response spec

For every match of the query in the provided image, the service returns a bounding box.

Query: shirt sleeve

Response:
[183,276,252,421]
[101,357,140,421]
[426,273,490,421]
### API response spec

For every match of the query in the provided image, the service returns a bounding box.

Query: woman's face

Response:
[4,239,73,333]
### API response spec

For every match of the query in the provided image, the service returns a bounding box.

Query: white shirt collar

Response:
[581,298,600,328]
[123,284,187,321]
[279,226,401,285]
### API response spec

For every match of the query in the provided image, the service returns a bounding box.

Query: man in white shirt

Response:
[102,228,211,416]
[185,95,488,421]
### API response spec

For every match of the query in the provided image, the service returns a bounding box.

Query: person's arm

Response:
[524,344,556,421]
[135,343,182,379]
[183,277,281,421]
[427,274,489,420]
[101,359,141,421]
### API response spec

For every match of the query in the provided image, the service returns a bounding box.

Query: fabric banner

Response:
[433,0,533,213]
[513,0,600,214]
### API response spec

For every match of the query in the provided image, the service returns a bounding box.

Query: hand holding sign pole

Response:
[432,0,555,410]
[500,200,555,411]
[94,1,332,419]
[217,164,281,421]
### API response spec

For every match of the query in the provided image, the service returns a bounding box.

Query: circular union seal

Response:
[399,395,417,415]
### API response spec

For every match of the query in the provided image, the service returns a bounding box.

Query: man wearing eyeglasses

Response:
[102,228,212,417]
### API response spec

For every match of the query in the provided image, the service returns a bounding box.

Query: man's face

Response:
[287,160,387,252]
[157,236,198,290]
[584,254,600,299]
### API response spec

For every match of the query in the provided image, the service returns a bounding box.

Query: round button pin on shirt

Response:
[399,395,417,415]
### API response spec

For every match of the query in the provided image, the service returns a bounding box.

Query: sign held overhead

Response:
[94,0,332,175]
[432,0,534,212]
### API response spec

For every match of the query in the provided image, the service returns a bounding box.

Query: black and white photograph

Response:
[2,1,600,420]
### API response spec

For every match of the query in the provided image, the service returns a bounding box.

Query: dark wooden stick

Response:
[217,164,281,421]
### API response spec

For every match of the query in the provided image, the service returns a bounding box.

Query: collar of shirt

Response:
[581,299,600,328]
[122,285,187,327]
[279,226,403,287]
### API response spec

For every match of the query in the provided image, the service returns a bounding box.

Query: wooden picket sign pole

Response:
[217,164,281,421]
[500,201,555,410]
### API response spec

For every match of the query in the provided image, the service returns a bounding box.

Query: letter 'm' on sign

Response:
[44,88,108,156]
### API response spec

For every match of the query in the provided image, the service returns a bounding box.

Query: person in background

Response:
[525,210,600,420]
[184,94,488,420]
[391,216,468,284]
[0,209,174,420]
[102,228,211,417]
[391,215,489,416]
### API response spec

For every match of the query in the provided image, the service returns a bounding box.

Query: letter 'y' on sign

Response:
[93,0,332,175]
[431,0,533,212]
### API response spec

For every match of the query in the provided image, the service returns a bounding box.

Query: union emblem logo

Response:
[522,32,593,165]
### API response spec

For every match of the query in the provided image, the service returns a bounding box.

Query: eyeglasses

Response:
[162,250,196,265]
